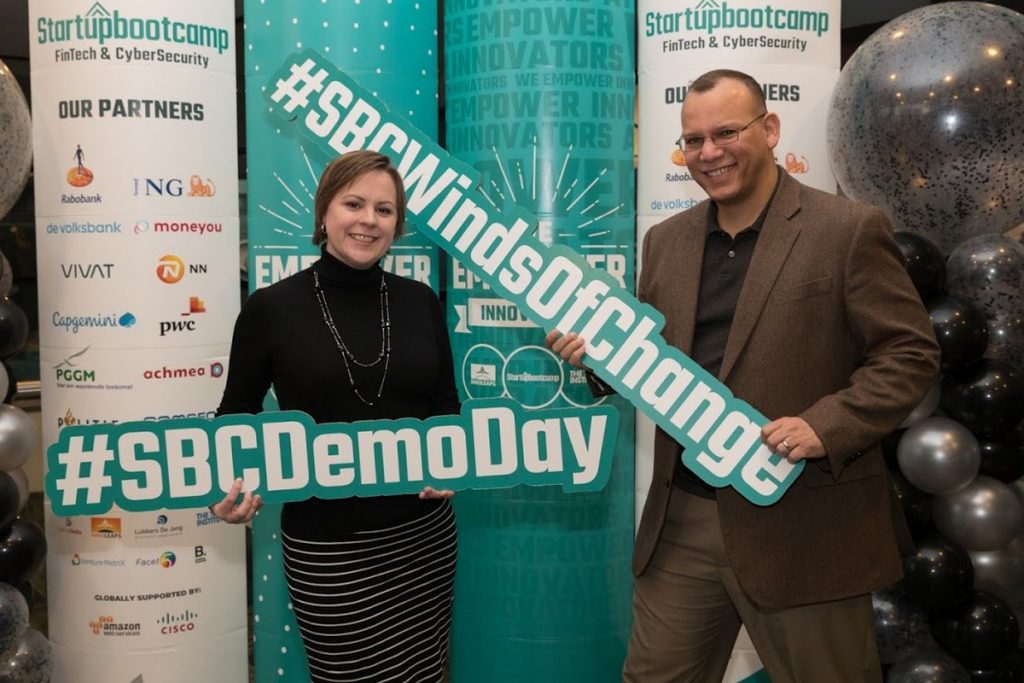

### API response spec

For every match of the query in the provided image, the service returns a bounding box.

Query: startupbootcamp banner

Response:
[28,1,245,682]
[242,2,440,680]
[443,1,637,679]
[636,1,841,680]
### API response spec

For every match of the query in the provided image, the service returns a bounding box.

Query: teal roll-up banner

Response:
[242,3,438,680]
[443,2,637,679]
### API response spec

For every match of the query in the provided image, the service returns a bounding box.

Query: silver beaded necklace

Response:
[312,268,391,406]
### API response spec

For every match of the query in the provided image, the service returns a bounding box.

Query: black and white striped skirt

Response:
[282,500,457,683]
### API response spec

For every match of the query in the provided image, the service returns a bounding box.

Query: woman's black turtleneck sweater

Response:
[217,249,460,538]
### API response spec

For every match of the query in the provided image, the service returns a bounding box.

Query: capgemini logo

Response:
[118,313,136,328]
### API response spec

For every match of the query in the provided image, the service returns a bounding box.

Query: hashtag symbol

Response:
[271,58,328,113]
[56,434,115,506]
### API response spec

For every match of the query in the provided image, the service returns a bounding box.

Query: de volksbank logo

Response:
[644,0,830,37]
[35,3,230,53]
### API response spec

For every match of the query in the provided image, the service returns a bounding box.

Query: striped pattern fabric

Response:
[282,500,457,682]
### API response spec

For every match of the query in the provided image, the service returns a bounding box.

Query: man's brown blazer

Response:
[634,170,940,610]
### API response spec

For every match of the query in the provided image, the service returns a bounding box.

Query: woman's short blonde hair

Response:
[312,150,406,246]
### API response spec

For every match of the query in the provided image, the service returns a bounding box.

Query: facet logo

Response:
[60,262,114,279]
[143,361,223,380]
[90,516,122,538]
[36,4,230,53]
[157,609,197,635]
[136,551,176,568]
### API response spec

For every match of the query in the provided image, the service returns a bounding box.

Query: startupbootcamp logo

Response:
[784,152,809,174]
[90,516,122,539]
[89,615,141,637]
[644,0,830,37]
[157,609,198,635]
[35,4,230,53]
[156,255,207,283]
[133,175,216,198]
[143,361,223,381]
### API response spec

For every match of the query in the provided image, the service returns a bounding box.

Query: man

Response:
[547,69,939,682]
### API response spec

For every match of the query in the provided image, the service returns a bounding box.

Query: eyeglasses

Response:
[676,112,768,153]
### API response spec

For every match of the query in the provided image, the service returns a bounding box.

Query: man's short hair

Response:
[688,69,767,112]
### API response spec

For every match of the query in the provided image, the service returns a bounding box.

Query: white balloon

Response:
[0,405,36,471]
[934,476,1024,551]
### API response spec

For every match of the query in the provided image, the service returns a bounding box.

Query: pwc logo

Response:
[159,297,206,336]
[156,255,207,284]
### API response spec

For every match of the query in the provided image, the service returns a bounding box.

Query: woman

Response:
[211,150,459,682]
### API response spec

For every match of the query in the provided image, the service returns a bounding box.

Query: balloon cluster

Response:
[875,232,1024,682]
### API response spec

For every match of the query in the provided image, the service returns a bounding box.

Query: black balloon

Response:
[874,586,932,664]
[888,648,971,683]
[942,360,1024,438]
[0,520,46,586]
[0,472,18,532]
[969,654,1023,683]
[931,591,1020,669]
[902,534,974,611]
[891,470,933,536]
[896,231,947,300]
[929,296,990,372]
[0,300,27,361]
[978,428,1024,483]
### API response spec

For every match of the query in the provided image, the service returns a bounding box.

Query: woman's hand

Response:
[419,486,454,500]
[209,478,263,524]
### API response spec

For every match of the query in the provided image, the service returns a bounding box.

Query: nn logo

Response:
[156,254,206,284]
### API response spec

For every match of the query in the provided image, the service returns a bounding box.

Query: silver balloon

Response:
[969,536,1024,603]
[827,4,1024,254]
[985,309,1024,377]
[0,406,35,472]
[0,628,53,683]
[0,582,28,657]
[0,252,11,300]
[933,476,1024,551]
[7,467,27,513]
[900,383,941,429]
[898,417,981,495]
[0,60,31,220]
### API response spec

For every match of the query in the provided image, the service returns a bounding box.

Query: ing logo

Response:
[156,255,185,284]
[187,175,216,197]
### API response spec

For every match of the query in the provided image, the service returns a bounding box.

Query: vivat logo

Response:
[60,262,114,279]
[645,0,829,37]
[36,3,230,53]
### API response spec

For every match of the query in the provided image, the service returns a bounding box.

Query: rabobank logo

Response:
[52,311,136,334]
[645,0,829,37]
[36,4,230,53]
[67,143,93,187]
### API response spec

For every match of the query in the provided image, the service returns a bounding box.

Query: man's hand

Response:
[419,486,454,499]
[545,330,588,368]
[762,417,826,462]
[209,478,263,524]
